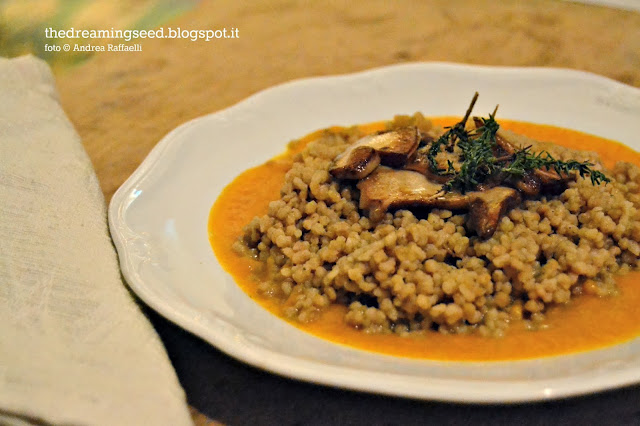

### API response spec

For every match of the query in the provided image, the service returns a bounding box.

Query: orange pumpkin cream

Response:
[209,115,640,361]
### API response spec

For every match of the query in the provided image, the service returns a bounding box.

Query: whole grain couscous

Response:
[235,112,640,338]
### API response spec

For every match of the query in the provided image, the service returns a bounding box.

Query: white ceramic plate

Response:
[109,63,640,403]
[564,0,640,12]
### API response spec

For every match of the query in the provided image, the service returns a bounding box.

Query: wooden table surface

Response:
[55,1,640,424]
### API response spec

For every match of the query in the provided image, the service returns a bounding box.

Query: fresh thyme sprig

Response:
[503,146,610,185]
[426,94,610,193]
[425,92,478,174]
[427,128,463,174]
[443,114,501,192]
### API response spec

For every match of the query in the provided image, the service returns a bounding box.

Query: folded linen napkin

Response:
[0,56,193,426]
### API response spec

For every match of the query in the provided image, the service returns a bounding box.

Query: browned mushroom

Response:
[515,171,542,196]
[467,187,520,238]
[358,167,520,237]
[404,146,457,184]
[329,145,381,180]
[494,129,517,156]
[357,167,466,221]
[329,127,420,179]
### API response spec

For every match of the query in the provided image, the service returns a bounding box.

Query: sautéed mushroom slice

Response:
[329,126,419,179]
[358,167,519,237]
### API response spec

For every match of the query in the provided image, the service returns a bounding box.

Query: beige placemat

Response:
[56,0,640,204]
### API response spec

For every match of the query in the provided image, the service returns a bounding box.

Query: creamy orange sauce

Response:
[208,118,640,361]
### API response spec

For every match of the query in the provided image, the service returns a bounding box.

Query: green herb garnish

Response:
[504,146,610,185]
[426,93,610,193]
[443,113,500,192]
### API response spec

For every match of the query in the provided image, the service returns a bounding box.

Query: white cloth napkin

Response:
[0,56,193,426]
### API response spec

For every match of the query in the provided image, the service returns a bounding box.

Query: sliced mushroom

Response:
[329,127,420,179]
[534,167,564,185]
[403,150,430,175]
[329,145,381,180]
[515,171,542,196]
[358,167,520,238]
[467,187,520,238]
[494,129,518,156]
[404,146,456,184]
[357,167,467,222]
[373,126,420,167]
